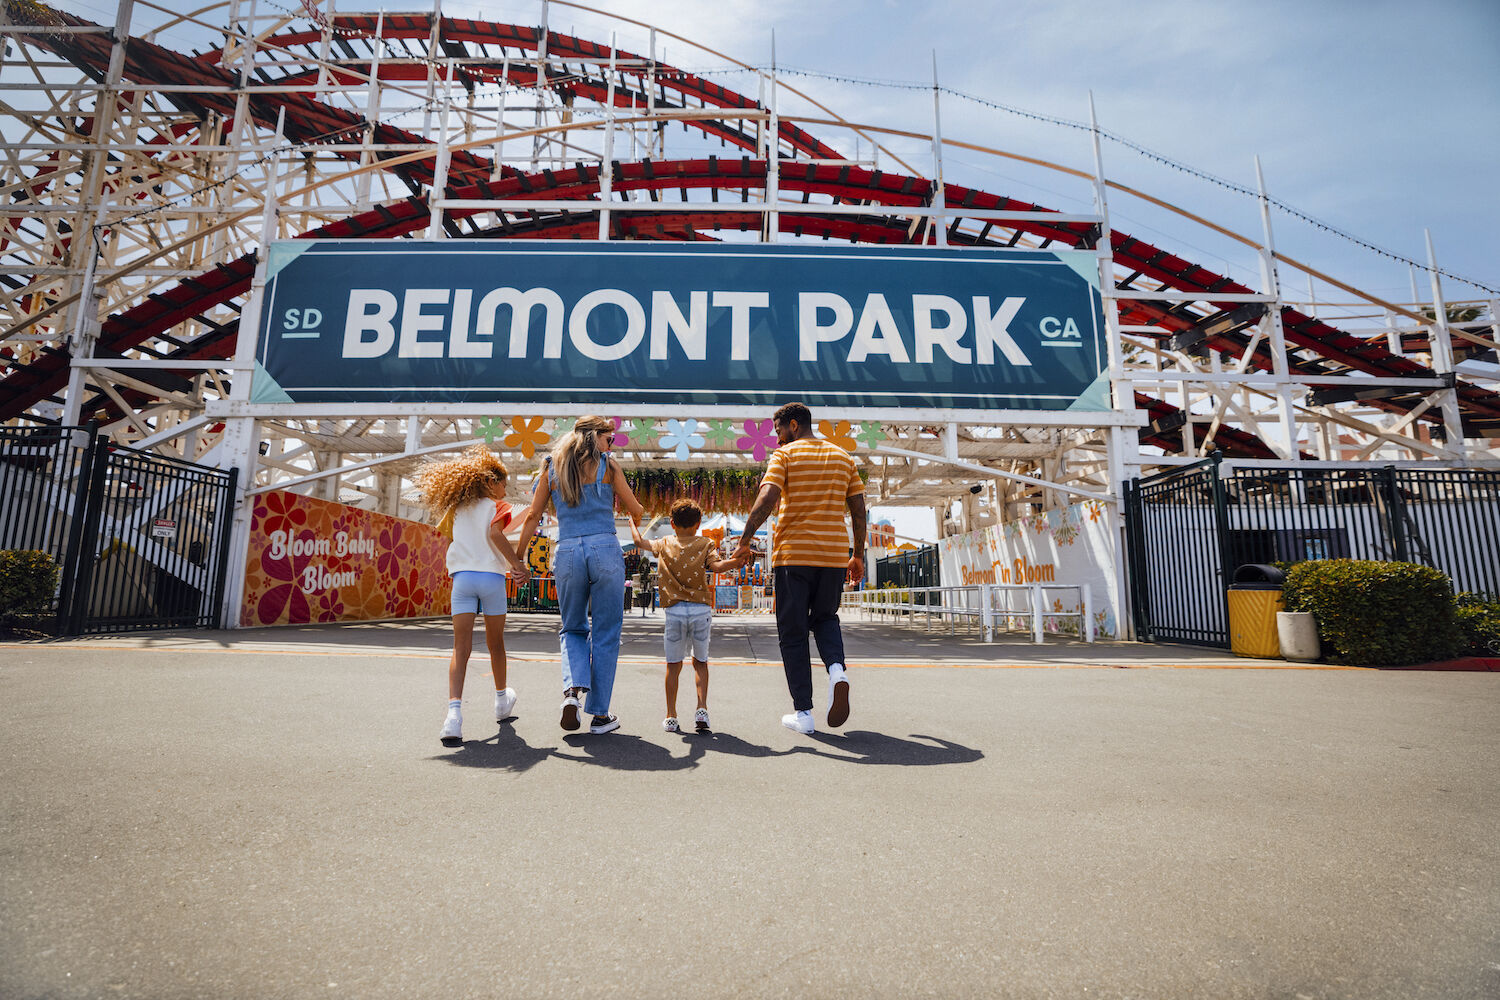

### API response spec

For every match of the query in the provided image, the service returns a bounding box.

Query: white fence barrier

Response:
[842,583,1094,644]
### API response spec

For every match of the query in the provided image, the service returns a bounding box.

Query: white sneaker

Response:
[782,710,815,735]
[494,687,517,722]
[560,694,581,731]
[440,709,463,747]
[694,707,711,732]
[826,663,850,728]
[663,716,680,733]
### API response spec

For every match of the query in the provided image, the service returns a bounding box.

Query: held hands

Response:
[846,555,865,585]
[512,564,531,586]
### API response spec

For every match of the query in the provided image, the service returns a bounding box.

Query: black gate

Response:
[0,425,238,635]
[1123,458,1230,646]
[875,544,941,602]
[1124,454,1500,646]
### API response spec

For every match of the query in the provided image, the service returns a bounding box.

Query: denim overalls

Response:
[547,455,625,716]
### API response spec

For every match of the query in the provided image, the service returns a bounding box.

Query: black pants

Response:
[773,565,847,712]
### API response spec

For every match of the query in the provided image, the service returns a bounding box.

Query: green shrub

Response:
[1282,559,1464,666]
[0,549,59,623]
[1454,593,1500,657]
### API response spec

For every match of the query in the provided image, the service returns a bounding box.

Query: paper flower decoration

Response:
[504,415,550,458]
[855,422,885,450]
[659,418,705,461]
[701,418,738,449]
[737,419,777,461]
[628,418,656,444]
[818,419,857,452]
[474,416,504,445]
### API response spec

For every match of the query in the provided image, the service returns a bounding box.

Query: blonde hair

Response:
[549,414,614,508]
[416,444,507,523]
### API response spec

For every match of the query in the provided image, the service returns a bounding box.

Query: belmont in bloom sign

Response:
[241,491,450,626]
[939,500,1120,640]
[254,241,1108,411]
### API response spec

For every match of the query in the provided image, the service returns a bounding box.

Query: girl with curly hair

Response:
[515,415,645,734]
[417,444,530,748]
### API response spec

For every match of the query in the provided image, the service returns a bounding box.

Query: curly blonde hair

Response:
[548,414,614,508]
[416,444,507,522]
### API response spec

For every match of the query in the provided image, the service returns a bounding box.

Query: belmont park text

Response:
[324,287,1090,365]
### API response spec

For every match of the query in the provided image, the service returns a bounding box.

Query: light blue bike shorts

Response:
[451,571,508,616]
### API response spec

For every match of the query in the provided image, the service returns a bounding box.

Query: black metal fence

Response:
[0,426,86,613]
[1124,460,1228,646]
[508,575,560,613]
[875,544,941,602]
[1124,455,1500,647]
[0,424,237,635]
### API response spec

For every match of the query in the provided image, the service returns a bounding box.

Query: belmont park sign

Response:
[253,241,1108,411]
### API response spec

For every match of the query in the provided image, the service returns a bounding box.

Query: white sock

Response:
[446,699,461,714]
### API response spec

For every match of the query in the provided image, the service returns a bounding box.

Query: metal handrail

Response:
[844,582,1094,644]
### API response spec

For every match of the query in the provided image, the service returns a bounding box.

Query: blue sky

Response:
[558,0,1498,304]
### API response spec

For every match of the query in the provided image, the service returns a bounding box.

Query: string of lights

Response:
[764,66,1499,296]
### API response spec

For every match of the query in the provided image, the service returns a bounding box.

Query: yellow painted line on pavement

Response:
[0,642,1372,670]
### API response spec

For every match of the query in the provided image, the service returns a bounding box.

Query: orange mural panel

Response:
[240,491,451,627]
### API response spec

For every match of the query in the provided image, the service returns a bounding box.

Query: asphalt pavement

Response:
[2,611,1497,999]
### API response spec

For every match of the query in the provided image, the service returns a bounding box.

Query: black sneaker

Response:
[589,714,621,734]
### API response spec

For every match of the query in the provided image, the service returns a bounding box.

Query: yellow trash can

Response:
[1227,563,1285,658]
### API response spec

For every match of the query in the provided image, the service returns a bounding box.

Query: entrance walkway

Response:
[3,617,1496,999]
[39,610,1312,670]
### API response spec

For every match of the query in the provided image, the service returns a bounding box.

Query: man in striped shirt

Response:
[736,402,867,735]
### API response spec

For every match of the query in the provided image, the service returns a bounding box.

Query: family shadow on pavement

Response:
[427,723,558,773]
[802,730,984,765]
[430,723,982,771]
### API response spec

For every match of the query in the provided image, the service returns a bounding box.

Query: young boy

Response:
[630,500,746,733]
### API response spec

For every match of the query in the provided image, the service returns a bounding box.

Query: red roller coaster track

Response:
[3,7,1495,459]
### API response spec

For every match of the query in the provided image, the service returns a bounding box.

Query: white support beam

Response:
[204,401,1149,428]
[875,444,1115,504]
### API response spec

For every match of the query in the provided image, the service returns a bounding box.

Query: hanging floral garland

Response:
[622,464,869,515]
[624,466,767,516]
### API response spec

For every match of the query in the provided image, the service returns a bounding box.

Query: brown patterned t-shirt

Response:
[654,534,718,608]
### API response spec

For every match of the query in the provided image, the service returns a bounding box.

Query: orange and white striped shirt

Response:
[762,437,863,568]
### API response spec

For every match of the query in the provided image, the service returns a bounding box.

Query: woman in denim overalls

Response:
[516,415,645,733]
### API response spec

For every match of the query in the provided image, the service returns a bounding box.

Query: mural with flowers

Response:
[240,491,451,626]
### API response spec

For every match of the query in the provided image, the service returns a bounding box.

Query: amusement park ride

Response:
[1,0,1496,547]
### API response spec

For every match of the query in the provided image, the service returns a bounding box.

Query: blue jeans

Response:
[554,533,626,717]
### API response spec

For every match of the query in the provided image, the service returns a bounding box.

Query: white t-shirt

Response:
[445,498,513,575]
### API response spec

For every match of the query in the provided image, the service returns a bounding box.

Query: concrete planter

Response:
[1277,611,1321,662]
